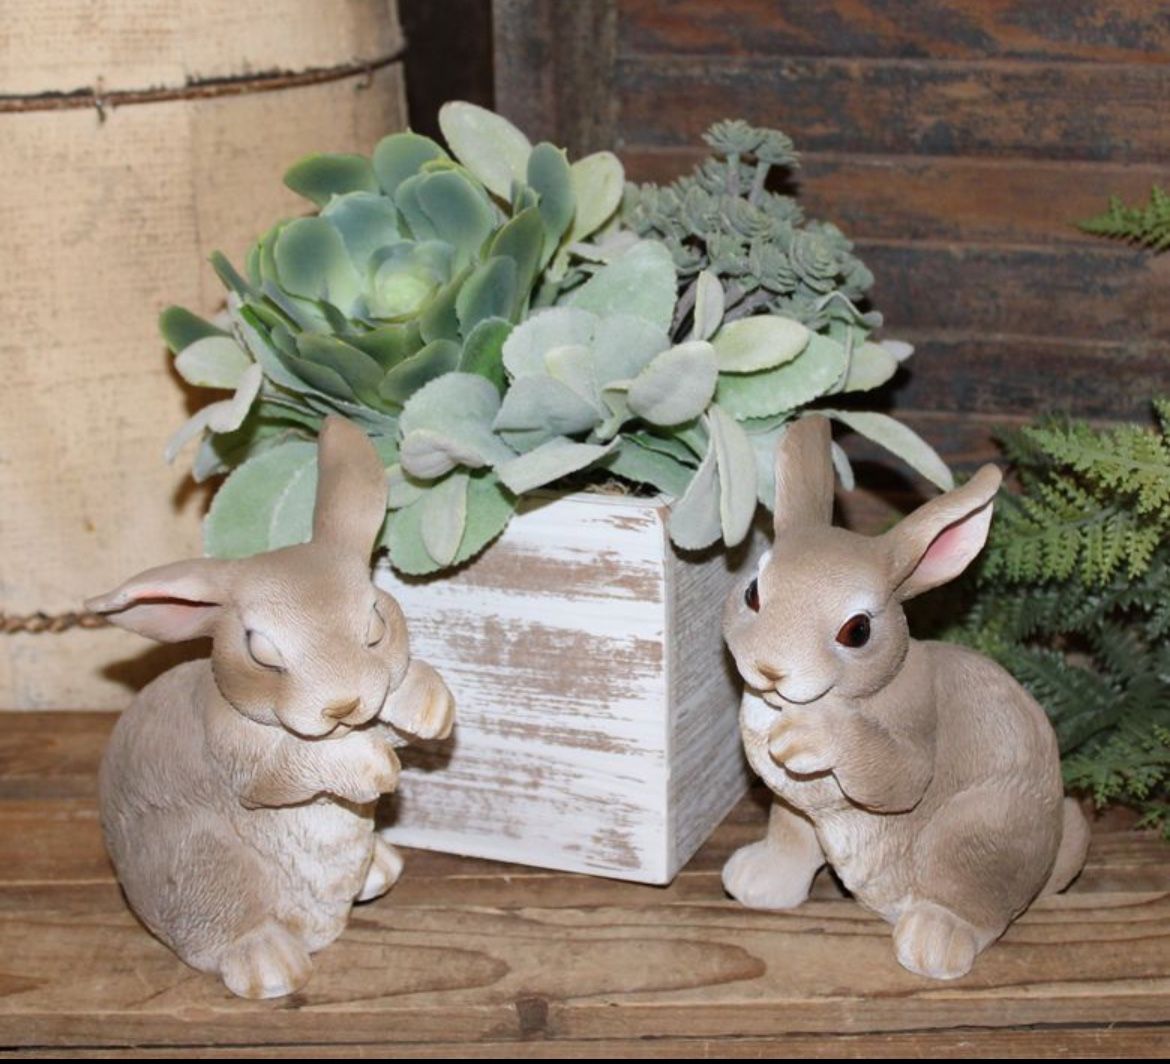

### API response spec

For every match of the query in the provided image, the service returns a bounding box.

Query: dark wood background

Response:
[404,0,1170,477]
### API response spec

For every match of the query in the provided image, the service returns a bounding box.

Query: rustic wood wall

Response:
[494,0,1170,477]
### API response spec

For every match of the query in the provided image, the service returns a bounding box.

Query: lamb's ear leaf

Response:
[886,464,1003,601]
[85,560,231,643]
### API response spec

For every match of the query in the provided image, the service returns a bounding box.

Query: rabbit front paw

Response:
[327,731,401,804]
[768,708,836,775]
[380,659,454,740]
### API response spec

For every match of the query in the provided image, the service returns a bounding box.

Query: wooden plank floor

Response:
[1,712,1168,1057]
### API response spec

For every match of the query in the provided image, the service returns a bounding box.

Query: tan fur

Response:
[89,417,454,999]
[722,416,1087,980]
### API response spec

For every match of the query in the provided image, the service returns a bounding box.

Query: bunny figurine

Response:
[722,415,1089,980]
[88,416,454,999]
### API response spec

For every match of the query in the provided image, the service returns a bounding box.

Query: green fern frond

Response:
[1078,186,1170,251]
[956,402,1170,833]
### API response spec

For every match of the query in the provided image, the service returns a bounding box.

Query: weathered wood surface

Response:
[617,55,1170,163]
[625,149,1170,248]
[619,0,1170,64]
[0,712,1167,1055]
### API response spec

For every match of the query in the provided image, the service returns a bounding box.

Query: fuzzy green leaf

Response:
[274,217,363,315]
[668,437,722,550]
[160,306,227,353]
[692,270,724,341]
[605,437,694,498]
[495,437,615,495]
[379,338,461,406]
[627,341,718,426]
[567,240,677,331]
[174,336,251,390]
[458,317,512,392]
[839,340,900,393]
[710,406,758,546]
[398,371,514,477]
[503,306,597,378]
[455,256,518,335]
[715,332,847,419]
[372,132,449,197]
[416,170,497,268]
[824,409,953,490]
[320,192,402,272]
[284,153,379,207]
[711,315,810,373]
[204,440,318,558]
[528,142,575,258]
[421,472,470,567]
[438,101,532,200]
[494,376,602,447]
[569,151,624,240]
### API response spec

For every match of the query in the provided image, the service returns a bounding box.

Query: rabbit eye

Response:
[366,604,386,647]
[246,629,286,671]
[744,578,760,612]
[836,613,871,648]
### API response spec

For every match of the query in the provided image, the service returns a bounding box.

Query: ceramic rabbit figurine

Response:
[88,416,454,999]
[722,415,1089,980]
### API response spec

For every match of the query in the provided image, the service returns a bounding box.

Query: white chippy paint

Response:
[376,491,763,883]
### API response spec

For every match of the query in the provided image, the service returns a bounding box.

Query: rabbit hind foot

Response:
[356,834,404,903]
[893,900,996,980]
[219,919,313,999]
[722,802,824,911]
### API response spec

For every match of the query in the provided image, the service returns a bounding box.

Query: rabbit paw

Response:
[768,708,836,775]
[220,921,312,999]
[893,901,982,980]
[357,834,405,902]
[380,659,455,740]
[722,839,817,910]
[330,731,401,804]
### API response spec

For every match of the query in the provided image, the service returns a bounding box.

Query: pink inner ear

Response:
[109,599,220,643]
[912,511,989,591]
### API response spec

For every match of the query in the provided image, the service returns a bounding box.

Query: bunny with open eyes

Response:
[721,415,1089,980]
[87,416,454,999]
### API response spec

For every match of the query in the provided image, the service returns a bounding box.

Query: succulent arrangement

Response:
[952,404,1170,835]
[163,105,949,575]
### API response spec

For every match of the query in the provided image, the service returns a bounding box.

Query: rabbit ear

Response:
[86,559,232,643]
[311,416,389,557]
[773,415,835,535]
[884,464,1003,602]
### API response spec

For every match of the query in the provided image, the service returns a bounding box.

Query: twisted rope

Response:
[1,610,109,634]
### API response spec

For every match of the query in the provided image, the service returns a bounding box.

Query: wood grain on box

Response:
[376,493,756,882]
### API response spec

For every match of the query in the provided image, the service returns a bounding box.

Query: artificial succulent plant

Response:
[163,106,949,575]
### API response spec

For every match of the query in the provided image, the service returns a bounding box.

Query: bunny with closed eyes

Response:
[88,416,454,999]
[722,415,1088,980]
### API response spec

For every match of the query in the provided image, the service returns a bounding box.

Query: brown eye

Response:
[836,613,871,648]
[744,578,760,612]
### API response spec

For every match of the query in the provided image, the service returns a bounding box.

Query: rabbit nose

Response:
[757,662,785,686]
[323,697,361,721]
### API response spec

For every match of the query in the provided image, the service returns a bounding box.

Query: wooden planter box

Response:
[375,491,761,883]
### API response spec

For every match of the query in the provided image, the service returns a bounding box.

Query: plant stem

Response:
[749,162,770,206]
[723,287,773,323]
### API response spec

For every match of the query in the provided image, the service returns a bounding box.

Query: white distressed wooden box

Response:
[375,491,761,884]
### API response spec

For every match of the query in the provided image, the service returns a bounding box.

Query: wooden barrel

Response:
[0,1,407,708]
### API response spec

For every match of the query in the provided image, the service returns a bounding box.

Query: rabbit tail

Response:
[1041,798,1090,896]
